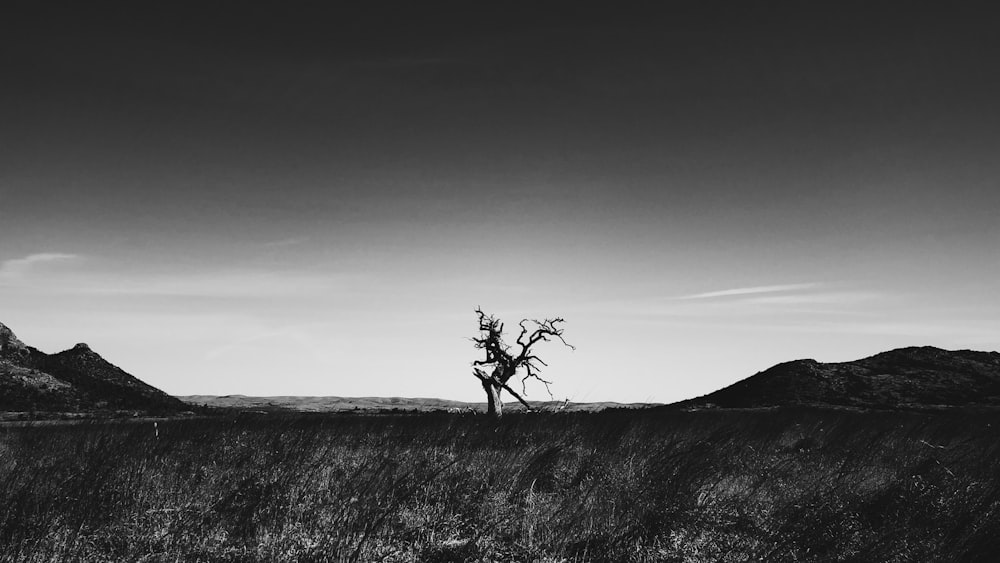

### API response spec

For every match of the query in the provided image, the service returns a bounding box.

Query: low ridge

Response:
[679,346,1000,410]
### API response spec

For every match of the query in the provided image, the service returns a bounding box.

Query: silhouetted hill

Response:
[678,346,1000,410]
[0,321,186,415]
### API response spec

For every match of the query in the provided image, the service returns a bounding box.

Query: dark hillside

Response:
[680,347,1000,410]
[0,321,186,415]
[37,344,186,412]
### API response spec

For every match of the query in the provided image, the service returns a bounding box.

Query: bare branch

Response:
[494,377,534,411]
[516,320,531,348]
[521,368,554,399]
[524,355,548,367]
[472,309,571,416]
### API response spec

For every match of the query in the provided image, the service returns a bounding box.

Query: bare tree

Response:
[471,308,574,418]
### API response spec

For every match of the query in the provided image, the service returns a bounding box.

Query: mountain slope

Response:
[1,321,186,414]
[680,346,1000,410]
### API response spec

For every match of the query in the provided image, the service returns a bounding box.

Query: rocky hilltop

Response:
[679,346,1000,410]
[0,321,186,415]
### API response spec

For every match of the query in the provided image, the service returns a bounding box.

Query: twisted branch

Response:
[472,309,573,406]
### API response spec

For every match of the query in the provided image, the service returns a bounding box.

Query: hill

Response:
[678,346,1000,410]
[0,321,186,416]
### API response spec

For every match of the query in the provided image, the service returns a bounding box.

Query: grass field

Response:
[2,408,999,562]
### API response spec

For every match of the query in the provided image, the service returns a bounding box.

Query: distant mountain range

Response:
[4,317,1000,416]
[184,347,1000,413]
[0,321,186,415]
[677,346,1000,410]
[179,395,657,413]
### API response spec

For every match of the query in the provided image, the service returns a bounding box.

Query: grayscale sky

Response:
[2,1,998,402]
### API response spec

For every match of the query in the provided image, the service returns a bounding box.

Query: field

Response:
[2,408,999,562]
[178,396,658,414]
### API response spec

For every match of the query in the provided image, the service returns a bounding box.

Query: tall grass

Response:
[1,408,999,561]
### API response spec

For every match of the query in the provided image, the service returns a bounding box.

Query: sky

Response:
[1,1,999,403]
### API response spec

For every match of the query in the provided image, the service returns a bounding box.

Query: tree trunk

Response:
[483,380,503,418]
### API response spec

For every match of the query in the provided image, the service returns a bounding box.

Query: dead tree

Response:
[471,308,574,418]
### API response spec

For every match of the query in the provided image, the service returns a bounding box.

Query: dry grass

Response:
[1,408,999,561]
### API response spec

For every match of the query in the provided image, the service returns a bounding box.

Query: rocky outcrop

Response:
[0,321,186,414]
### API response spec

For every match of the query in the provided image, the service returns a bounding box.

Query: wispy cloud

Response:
[574,282,892,325]
[677,283,822,300]
[743,291,882,306]
[0,252,356,299]
[0,253,81,279]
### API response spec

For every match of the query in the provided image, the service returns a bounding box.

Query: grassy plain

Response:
[1,408,999,562]
[178,395,658,414]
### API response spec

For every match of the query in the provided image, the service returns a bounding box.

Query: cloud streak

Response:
[677,283,822,300]
[0,252,357,299]
[743,291,882,306]
[0,253,81,279]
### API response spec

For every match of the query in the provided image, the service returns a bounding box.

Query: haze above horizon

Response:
[2,2,998,403]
